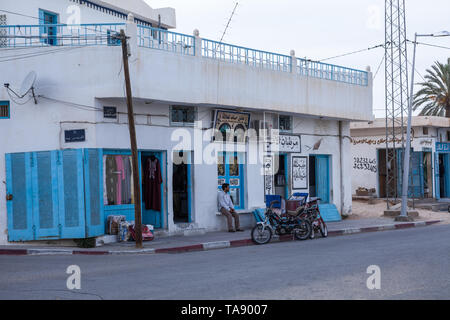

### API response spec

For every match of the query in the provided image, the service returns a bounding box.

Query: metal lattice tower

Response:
[384,0,409,206]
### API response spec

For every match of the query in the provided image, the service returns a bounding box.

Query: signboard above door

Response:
[265,134,301,153]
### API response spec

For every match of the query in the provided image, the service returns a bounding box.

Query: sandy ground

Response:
[349,199,450,224]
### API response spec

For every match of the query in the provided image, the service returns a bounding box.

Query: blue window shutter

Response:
[6,153,34,241]
[84,149,105,237]
[58,150,86,239]
[32,151,59,240]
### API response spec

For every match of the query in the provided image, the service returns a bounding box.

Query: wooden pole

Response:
[119,29,143,248]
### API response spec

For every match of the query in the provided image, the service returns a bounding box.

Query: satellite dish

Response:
[19,71,37,97]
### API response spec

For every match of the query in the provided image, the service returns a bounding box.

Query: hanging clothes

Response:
[105,156,118,205]
[122,156,133,204]
[115,155,125,205]
[144,157,162,211]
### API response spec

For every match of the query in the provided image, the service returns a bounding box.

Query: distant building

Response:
[0,0,372,244]
[351,117,450,200]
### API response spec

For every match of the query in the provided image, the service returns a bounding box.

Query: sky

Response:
[146,0,450,118]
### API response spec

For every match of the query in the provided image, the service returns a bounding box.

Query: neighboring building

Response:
[351,117,450,200]
[0,0,373,244]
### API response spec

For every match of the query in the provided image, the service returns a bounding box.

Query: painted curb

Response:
[0,220,444,256]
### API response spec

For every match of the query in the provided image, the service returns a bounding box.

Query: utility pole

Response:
[119,29,143,248]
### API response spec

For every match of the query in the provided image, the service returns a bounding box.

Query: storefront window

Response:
[103,155,134,206]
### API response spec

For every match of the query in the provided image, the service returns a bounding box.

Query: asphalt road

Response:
[1,224,449,300]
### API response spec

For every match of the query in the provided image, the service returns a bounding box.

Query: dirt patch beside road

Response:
[349,199,450,224]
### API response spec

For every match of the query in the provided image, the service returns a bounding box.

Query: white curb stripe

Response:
[202,241,231,250]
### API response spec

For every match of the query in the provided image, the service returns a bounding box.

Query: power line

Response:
[317,44,384,62]
[407,39,450,50]
[0,45,93,63]
[373,55,385,80]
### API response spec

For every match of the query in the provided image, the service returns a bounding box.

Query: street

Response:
[1,224,449,300]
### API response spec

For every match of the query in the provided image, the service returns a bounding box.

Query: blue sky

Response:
[147,0,450,118]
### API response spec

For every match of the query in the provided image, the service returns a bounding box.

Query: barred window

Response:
[0,101,9,119]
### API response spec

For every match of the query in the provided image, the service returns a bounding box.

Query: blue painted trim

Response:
[0,101,10,119]
[315,155,331,204]
[39,9,59,46]
[218,152,246,210]
[187,152,193,223]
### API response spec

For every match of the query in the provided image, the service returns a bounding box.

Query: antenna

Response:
[219,2,239,43]
[4,71,38,104]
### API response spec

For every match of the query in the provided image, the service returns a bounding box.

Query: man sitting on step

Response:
[218,183,244,233]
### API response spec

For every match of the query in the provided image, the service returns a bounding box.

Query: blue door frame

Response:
[436,153,450,199]
[218,152,245,210]
[140,151,165,229]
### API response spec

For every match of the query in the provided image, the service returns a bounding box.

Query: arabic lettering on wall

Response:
[292,156,308,189]
[353,157,377,173]
[352,137,406,146]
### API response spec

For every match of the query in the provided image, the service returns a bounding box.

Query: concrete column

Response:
[290,50,297,74]
[339,121,353,215]
[126,13,138,56]
[193,29,202,58]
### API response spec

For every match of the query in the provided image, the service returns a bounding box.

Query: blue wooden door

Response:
[5,153,34,242]
[409,152,424,198]
[444,154,450,198]
[315,155,330,204]
[57,150,86,239]
[435,153,441,200]
[84,149,105,237]
[32,151,60,240]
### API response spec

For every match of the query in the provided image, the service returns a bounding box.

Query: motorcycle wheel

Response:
[251,225,272,245]
[293,221,312,241]
[319,219,328,238]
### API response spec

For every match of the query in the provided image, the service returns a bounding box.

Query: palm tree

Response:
[413,58,450,117]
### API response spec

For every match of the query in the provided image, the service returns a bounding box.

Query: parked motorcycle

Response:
[251,201,312,245]
[299,198,328,239]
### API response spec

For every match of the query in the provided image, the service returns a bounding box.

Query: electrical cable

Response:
[317,44,384,62]
[0,44,112,63]
[407,39,450,50]
[373,55,385,80]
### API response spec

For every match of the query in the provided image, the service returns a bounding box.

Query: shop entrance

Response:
[172,151,192,224]
[141,152,164,229]
[438,154,450,198]
[274,154,289,199]
[309,155,331,204]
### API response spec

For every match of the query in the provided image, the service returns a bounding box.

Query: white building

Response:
[0,0,373,245]
[351,117,450,200]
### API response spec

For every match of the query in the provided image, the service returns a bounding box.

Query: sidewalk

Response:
[0,218,443,256]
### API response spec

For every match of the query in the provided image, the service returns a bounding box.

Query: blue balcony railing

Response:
[202,39,292,73]
[0,23,369,86]
[0,23,126,48]
[297,58,369,86]
[137,25,195,56]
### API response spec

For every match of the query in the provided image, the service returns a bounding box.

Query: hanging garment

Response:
[122,156,133,204]
[105,156,118,205]
[115,155,125,205]
[144,157,163,211]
